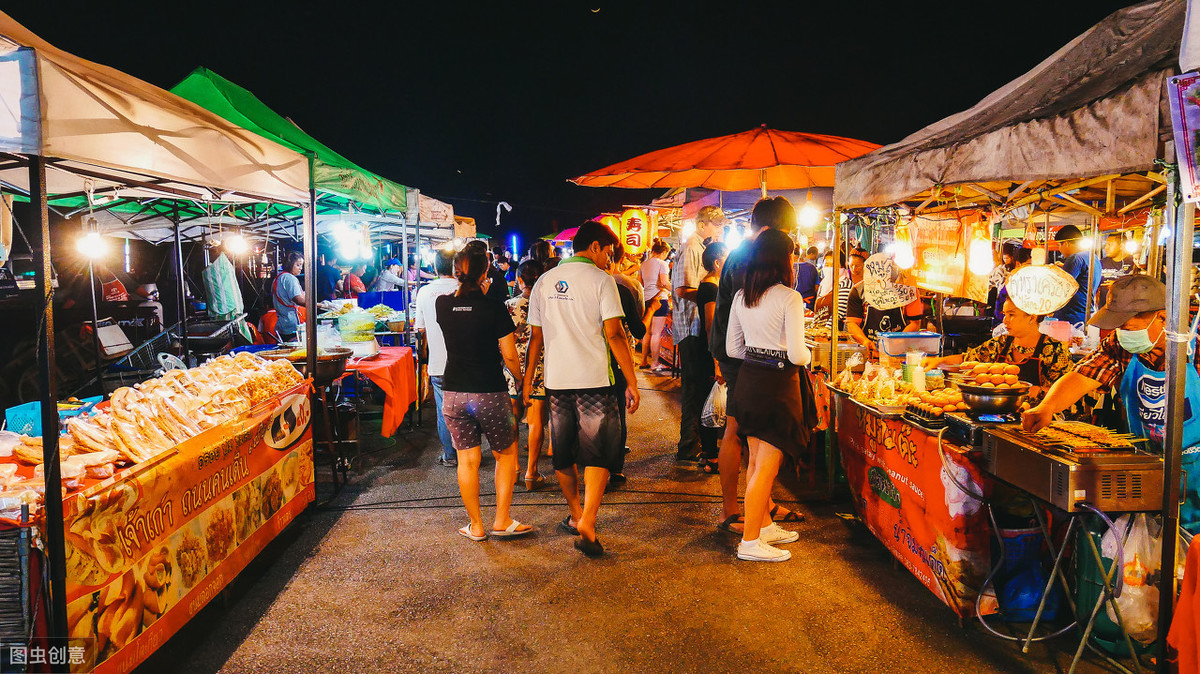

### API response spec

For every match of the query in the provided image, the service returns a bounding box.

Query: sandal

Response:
[770,505,805,523]
[524,473,548,491]
[700,459,719,475]
[717,514,744,534]
[457,524,487,541]
[491,520,534,538]
[557,515,579,536]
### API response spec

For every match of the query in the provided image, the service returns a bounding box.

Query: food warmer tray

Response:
[981,426,1163,513]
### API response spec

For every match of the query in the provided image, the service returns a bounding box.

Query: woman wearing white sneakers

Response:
[726,227,811,562]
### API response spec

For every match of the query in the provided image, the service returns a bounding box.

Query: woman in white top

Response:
[639,239,672,370]
[726,228,812,563]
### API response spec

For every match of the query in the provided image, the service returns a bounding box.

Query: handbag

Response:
[796,366,820,447]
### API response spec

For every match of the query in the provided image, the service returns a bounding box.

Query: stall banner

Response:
[909,214,988,303]
[418,194,454,227]
[835,394,992,617]
[1168,71,1200,203]
[61,382,315,673]
[619,209,651,256]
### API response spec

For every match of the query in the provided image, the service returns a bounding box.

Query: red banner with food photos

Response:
[834,392,993,617]
[61,382,315,673]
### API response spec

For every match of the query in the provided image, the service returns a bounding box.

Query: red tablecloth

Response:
[345,346,417,437]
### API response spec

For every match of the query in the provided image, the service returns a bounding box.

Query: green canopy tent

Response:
[46,67,410,241]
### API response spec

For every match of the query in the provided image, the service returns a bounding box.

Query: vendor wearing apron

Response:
[1023,275,1200,531]
[927,298,1071,401]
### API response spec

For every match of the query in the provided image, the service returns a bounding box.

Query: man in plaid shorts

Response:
[525,221,640,557]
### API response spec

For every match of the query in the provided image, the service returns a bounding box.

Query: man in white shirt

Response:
[671,205,727,462]
[413,251,460,467]
[525,221,640,558]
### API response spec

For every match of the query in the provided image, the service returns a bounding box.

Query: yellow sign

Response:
[619,209,650,256]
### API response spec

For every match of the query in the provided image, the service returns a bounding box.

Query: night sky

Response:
[9,1,1133,245]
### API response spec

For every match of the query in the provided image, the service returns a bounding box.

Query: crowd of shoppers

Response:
[269,197,820,561]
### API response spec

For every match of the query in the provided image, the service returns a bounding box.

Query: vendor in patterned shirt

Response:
[927,298,1070,401]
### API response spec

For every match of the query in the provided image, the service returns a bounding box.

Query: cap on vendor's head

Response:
[1087,274,1167,330]
[384,257,402,269]
[1054,225,1083,242]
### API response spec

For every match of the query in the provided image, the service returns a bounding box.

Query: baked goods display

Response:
[957,361,1024,389]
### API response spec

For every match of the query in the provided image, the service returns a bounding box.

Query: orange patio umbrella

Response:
[570,125,881,194]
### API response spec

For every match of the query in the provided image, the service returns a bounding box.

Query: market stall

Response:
[0,10,328,669]
[828,0,1191,664]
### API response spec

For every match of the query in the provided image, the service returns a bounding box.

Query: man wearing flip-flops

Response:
[525,221,641,557]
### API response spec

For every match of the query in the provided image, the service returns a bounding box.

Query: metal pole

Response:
[30,155,67,640]
[87,259,101,382]
[413,189,423,305]
[1157,170,1189,671]
[304,155,318,379]
[174,221,190,363]
[1084,216,1098,323]
[827,209,844,499]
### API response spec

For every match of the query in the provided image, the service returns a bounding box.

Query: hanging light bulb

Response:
[968,231,993,276]
[893,221,915,270]
[77,231,104,259]
[797,191,821,229]
[225,232,250,255]
[1123,235,1139,255]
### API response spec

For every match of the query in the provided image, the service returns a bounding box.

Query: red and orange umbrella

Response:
[571,125,880,193]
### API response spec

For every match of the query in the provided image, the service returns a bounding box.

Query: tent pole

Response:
[1158,172,1189,671]
[828,208,843,500]
[88,259,101,383]
[413,189,422,304]
[174,220,191,363]
[30,154,68,640]
[304,155,318,379]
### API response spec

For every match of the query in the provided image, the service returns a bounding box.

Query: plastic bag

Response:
[1103,513,1162,644]
[701,381,727,428]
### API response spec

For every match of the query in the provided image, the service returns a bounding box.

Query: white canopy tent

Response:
[0,10,309,203]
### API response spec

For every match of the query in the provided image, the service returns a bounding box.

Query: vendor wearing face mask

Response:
[1022,275,1200,529]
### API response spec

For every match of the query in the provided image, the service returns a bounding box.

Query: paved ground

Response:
[142,372,1133,673]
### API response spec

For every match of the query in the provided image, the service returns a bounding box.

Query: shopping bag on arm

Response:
[701,381,727,428]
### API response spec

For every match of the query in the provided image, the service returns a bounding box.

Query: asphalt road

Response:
[142,372,1126,673]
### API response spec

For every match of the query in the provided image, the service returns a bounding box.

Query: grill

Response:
[982,425,1163,512]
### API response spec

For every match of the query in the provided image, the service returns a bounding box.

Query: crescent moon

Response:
[591,7,600,12]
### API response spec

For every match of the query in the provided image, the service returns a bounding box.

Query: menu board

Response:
[909,215,989,303]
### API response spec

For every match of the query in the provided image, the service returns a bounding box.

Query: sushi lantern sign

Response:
[619,208,651,255]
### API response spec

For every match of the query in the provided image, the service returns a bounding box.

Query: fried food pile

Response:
[64,352,303,466]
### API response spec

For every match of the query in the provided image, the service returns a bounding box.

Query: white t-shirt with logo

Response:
[528,257,625,390]
[413,277,460,377]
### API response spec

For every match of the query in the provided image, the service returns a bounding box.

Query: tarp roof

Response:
[834,0,1182,209]
[0,10,308,204]
[170,68,407,213]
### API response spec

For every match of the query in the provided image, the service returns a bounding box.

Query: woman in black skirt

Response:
[726,228,811,562]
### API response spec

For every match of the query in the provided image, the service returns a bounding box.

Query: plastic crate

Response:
[5,396,102,436]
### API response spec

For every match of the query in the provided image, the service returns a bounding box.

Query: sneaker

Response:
[759,522,800,545]
[736,539,792,562]
[438,457,458,467]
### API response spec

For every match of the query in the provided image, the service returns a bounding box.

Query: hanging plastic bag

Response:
[1102,513,1162,644]
[701,381,727,428]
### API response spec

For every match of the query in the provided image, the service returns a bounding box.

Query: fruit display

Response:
[957,361,1024,389]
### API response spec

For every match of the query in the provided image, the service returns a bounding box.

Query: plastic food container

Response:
[338,310,376,344]
[878,331,941,367]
